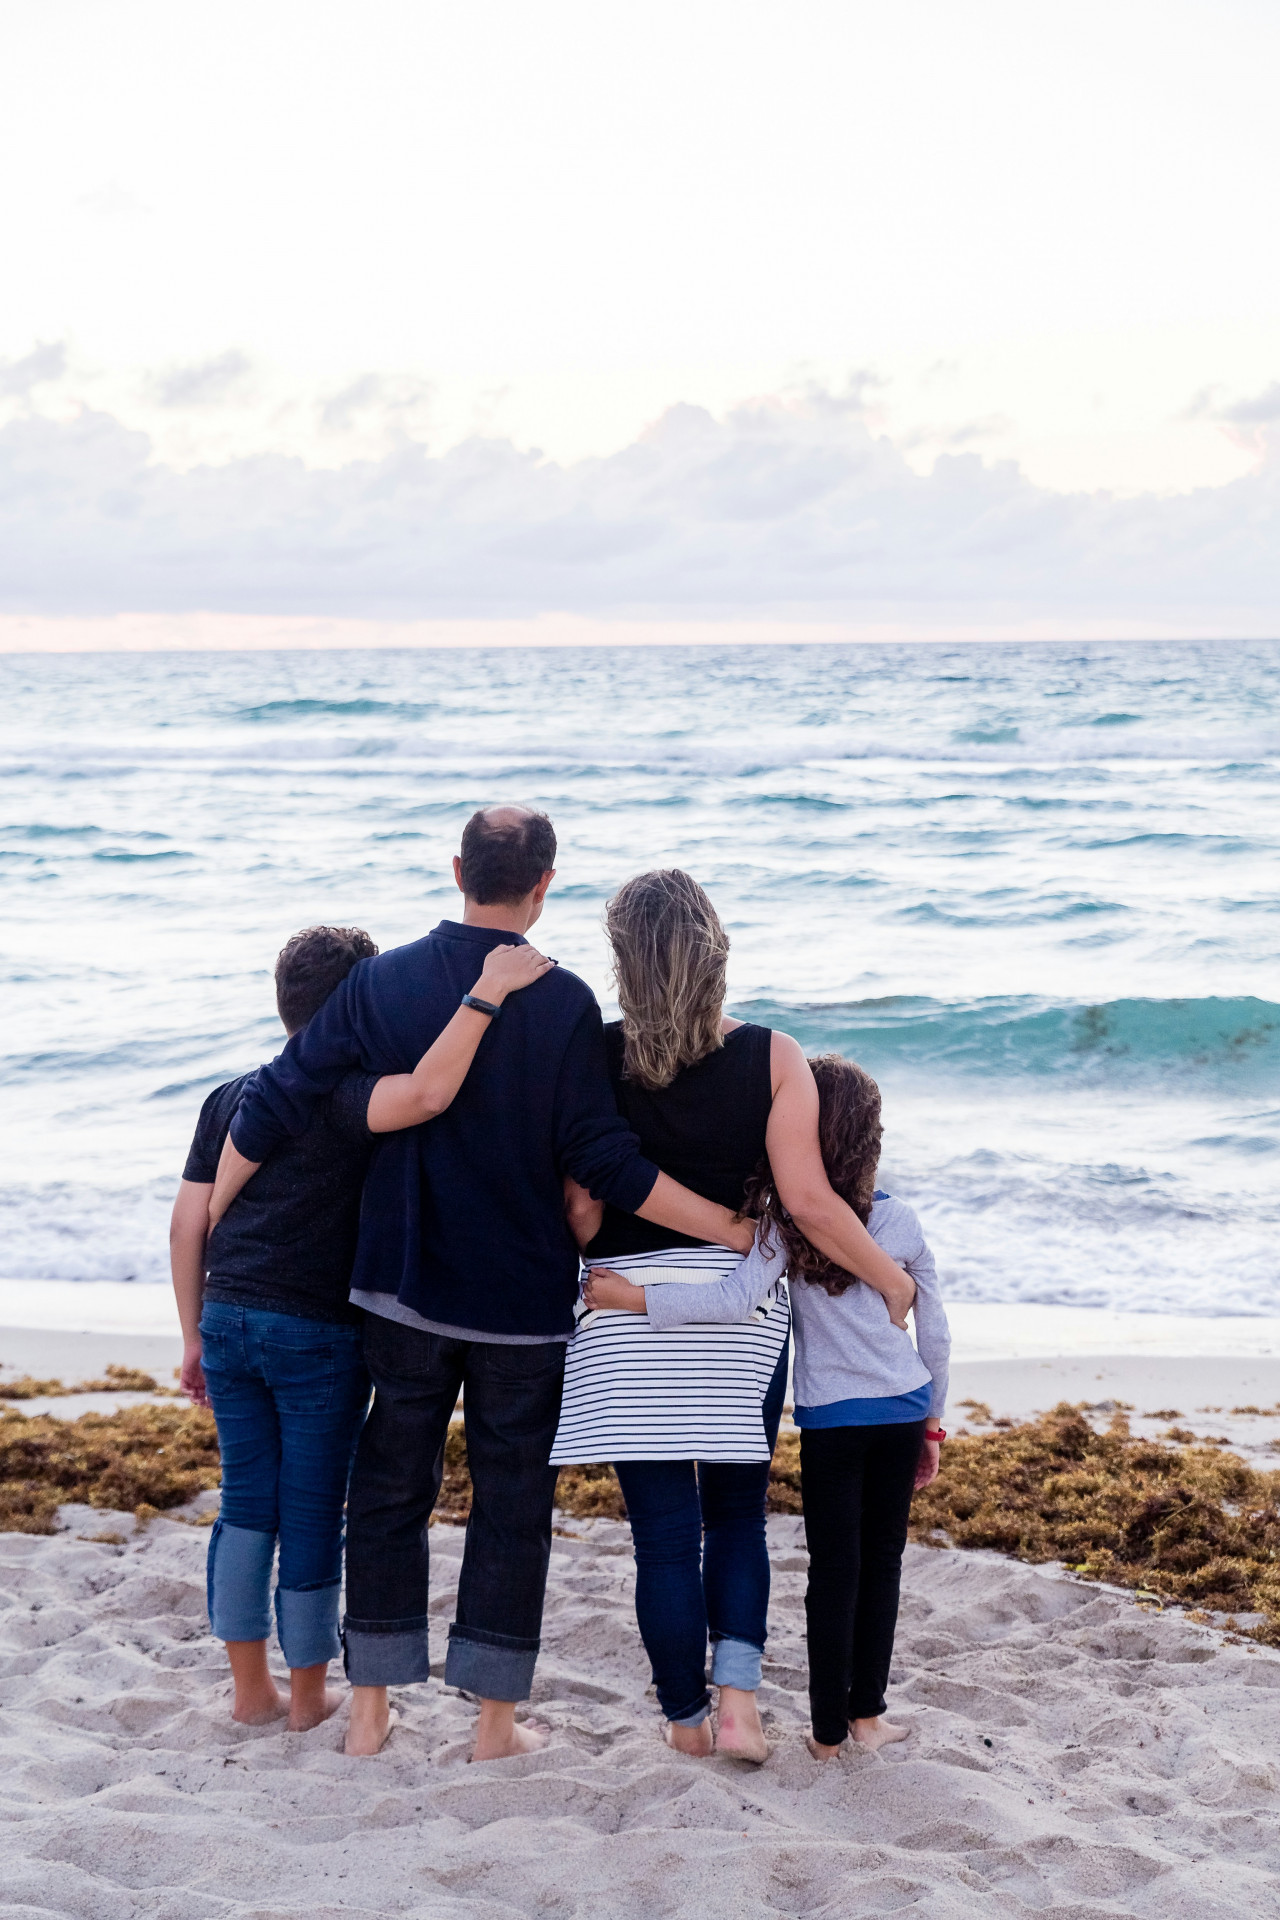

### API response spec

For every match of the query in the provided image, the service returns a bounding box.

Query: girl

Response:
[585,1052,949,1759]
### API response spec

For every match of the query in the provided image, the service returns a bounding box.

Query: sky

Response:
[0,0,1277,643]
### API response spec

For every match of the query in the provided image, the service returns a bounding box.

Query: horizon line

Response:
[2,612,1277,656]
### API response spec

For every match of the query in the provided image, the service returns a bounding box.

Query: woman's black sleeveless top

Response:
[586,1021,773,1258]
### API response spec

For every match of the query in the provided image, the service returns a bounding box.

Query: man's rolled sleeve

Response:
[554,1005,660,1213]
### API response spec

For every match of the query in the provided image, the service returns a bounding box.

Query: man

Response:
[217,806,752,1760]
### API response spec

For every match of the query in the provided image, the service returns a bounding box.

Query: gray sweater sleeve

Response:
[904,1233,951,1419]
[642,1228,787,1329]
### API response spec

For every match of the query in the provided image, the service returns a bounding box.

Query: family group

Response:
[170,805,950,1766]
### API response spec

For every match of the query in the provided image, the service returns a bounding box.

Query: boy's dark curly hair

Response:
[743,1052,883,1297]
[275,925,378,1034]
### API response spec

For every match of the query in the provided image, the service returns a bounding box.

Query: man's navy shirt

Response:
[231,920,659,1338]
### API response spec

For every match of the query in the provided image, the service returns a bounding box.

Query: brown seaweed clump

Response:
[908,1403,1280,1643]
[0,1403,221,1533]
[0,1366,169,1400]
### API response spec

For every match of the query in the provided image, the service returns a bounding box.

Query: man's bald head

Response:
[458,806,558,905]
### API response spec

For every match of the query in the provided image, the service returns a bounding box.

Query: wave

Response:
[4,721,1280,783]
[734,994,1280,1088]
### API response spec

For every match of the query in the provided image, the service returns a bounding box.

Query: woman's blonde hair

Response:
[606,869,729,1090]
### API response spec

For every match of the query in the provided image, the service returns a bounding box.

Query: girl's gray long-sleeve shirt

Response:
[641,1194,950,1419]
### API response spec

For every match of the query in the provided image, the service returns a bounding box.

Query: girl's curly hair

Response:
[743,1053,883,1296]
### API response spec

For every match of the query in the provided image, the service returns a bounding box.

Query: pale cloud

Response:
[147,350,253,408]
[0,340,67,397]
[0,391,1276,627]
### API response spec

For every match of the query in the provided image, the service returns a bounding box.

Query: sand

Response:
[1,1507,1277,1919]
[4,1293,1280,1916]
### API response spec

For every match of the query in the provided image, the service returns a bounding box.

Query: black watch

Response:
[461,992,502,1018]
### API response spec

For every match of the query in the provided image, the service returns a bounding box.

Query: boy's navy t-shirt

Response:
[183,1069,378,1325]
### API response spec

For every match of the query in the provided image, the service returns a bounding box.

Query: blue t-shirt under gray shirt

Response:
[642,1191,950,1427]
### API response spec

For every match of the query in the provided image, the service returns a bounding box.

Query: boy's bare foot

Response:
[851,1715,910,1751]
[226,1641,287,1725]
[714,1686,768,1763]
[231,1686,287,1726]
[470,1718,550,1762]
[288,1686,345,1733]
[806,1735,843,1763]
[345,1685,398,1756]
[663,1717,714,1757]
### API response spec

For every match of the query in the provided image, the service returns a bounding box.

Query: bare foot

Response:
[288,1686,345,1733]
[851,1715,910,1752]
[806,1735,843,1763]
[663,1718,714,1757]
[344,1689,399,1756]
[715,1686,768,1764]
[470,1717,550,1762]
[231,1687,287,1727]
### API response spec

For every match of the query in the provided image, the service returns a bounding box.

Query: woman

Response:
[550,870,915,1761]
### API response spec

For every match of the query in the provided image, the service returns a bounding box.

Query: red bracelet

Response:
[925,1427,946,1442]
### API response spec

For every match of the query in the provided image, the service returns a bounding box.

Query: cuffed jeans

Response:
[343,1312,565,1703]
[613,1336,789,1726]
[800,1419,925,1747]
[198,1302,370,1670]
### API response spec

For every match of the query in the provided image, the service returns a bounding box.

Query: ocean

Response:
[1,639,1277,1317]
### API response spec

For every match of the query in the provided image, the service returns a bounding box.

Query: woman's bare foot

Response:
[715,1686,768,1763]
[663,1717,714,1757]
[345,1685,398,1756]
[806,1735,843,1763]
[227,1640,287,1725]
[470,1699,551,1762]
[851,1715,910,1752]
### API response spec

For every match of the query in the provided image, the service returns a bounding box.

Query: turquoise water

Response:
[1,639,1277,1313]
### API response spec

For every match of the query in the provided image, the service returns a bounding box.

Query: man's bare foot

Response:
[231,1686,287,1726]
[715,1686,768,1764]
[806,1735,843,1763]
[663,1717,714,1757]
[851,1715,910,1752]
[288,1686,344,1733]
[345,1685,398,1756]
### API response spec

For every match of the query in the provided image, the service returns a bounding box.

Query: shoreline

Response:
[3,1286,1280,1458]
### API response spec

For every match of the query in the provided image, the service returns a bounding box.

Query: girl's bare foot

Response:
[663,1717,714,1757]
[851,1715,910,1751]
[345,1685,399,1756]
[470,1699,550,1762]
[714,1686,768,1763]
[806,1735,843,1763]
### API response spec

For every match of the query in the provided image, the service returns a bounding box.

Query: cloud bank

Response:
[0,390,1277,630]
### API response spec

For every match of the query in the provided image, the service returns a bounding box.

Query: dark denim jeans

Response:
[343,1311,566,1702]
[613,1337,789,1725]
[800,1419,925,1746]
[199,1302,370,1669]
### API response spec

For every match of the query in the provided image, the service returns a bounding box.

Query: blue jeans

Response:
[613,1337,790,1726]
[199,1302,370,1670]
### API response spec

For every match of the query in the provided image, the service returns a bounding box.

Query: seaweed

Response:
[6,1396,1278,1644]
[0,1403,221,1533]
